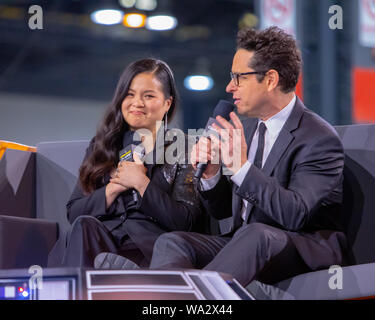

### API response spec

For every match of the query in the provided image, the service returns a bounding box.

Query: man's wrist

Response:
[227,157,248,175]
[231,160,251,187]
[200,167,222,191]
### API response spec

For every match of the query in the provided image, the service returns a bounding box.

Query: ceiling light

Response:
[135,0,157,11]
[184,58,214,91]
[90,9,124,25]
[119,0,136,8]
[146,15,177,31]
[184,76,214,91]
[123,13,146,28]
[239,12,258,29]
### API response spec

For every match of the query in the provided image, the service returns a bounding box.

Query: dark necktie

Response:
[242,122,267,225]
[253,122,267,169]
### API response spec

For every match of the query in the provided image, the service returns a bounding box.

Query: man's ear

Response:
[266,69,280,92]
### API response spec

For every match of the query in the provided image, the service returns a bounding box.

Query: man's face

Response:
[226,49,269,118]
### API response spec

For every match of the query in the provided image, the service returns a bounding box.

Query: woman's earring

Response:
[164,112,168,132]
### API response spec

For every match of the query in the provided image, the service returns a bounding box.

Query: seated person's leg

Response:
[62,216,118,267]
[204,223,310,286]
[150,231,231,270]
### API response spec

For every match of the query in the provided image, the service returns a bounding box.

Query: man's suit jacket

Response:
[200,97,349,270]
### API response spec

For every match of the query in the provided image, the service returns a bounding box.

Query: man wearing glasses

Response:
[152,26,349,288]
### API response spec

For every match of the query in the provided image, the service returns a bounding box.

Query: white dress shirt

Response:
[201,94,296,221]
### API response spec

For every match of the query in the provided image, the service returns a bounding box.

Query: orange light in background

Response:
[123,13,146,28]
[353,67,375,123]
[295,72,303,101]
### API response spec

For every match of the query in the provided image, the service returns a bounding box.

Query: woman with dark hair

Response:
[57,58,205,268]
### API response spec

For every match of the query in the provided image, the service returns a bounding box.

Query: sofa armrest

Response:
[0,215,57,269]
[0,149,36,219]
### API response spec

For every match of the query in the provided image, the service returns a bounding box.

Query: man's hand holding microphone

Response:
[191,100,248,180]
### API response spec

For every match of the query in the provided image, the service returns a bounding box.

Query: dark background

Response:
[0,0,374,145]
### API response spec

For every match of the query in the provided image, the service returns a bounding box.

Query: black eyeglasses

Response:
[229,71,267,86]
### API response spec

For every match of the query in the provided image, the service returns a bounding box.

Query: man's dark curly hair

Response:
[236,26,301,93]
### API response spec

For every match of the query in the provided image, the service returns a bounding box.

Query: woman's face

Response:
[121,72,172,134]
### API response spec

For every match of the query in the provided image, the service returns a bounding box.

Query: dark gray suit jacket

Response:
[200,98,349,270]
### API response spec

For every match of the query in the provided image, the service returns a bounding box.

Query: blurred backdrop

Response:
[0,0,374,145]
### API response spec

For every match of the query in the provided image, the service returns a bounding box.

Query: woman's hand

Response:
[110,153,150,196]
[105,169,129,209]
[108,167,129,194]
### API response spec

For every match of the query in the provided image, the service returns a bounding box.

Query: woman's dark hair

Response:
[79,58,179,194]
[236,26,302,93]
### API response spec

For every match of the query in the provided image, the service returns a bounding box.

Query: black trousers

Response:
[60,215,162,268]
[150,223,311,286]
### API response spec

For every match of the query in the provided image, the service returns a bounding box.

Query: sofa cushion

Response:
[0,215,57,268]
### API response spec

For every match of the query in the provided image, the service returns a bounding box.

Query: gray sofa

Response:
[1,124,375,299]
[0,148,57,268]
[0,140,88,268]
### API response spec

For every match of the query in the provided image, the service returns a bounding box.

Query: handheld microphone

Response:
[119,131,145,205]
[194,100,235,180]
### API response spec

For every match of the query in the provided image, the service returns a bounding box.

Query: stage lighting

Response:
[184,76,214,91]
[135,0,157,11]
[90,9,124,25]
[123,13,146,28]
[184,58,214,91]
[146,15,177,31]
[119,0,136,8]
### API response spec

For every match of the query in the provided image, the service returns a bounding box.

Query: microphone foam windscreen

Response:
[212,100,235,120]
[122,130,142,148]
